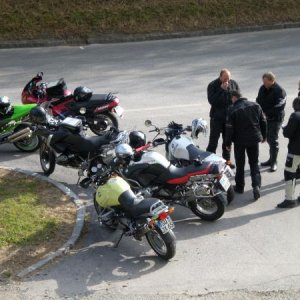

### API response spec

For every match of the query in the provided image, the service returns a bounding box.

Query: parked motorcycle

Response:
[79,155,176,260]
[29,107,127,176]
[142,119,235,204]
[114,142,226,221]
[22,72,124,135]
[0,102,41,152]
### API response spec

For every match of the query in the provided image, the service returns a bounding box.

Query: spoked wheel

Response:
[189,192,225,221]
[89,112,119,136]
[40,143,56,176]
[93,198,118,230]
[145,226,176,260]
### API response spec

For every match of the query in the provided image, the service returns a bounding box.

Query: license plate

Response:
[114,106,124,117]
[219,174,231,191]
[157,216,174,234]
[224,165,235,177]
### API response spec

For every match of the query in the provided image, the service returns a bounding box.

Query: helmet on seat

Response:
[29,106,48,124]
[73,86,93,102]
[0,96,13,117]
[129,131,146,149]
[191,118,208,139]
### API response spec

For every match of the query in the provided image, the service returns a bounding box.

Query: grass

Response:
[0,170,70,248]
[0,0,300,41]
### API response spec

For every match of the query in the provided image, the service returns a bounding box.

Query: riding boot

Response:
[270,149,278,172]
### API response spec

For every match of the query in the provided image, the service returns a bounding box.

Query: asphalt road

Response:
[1,28,300,299]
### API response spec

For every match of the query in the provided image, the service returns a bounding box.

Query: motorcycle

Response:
[142,119,235,204]
[30,107,128,176]
[114,142,226,221]
[0,103,41,152]
[79,157,176,260]
[22,72,124,135]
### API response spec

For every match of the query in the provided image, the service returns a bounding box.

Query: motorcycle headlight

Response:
[79,107,86,114]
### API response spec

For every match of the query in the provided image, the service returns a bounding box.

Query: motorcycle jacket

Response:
[256,82,286,122]
[207,78,240,121]
[283,111,300,155]
[225,98,267,147]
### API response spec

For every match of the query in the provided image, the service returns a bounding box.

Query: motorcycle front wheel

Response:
[40,143,56,176]
[145,226,176,260]
[189,192,225,221]
[88,112,119,136]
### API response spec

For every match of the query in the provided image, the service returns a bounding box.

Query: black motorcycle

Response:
[30,107,127,176]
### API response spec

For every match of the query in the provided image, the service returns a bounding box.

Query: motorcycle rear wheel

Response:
[146,226,176,260]
[40,143,56,176]
[189,192,225,221]
[89,112,119,136]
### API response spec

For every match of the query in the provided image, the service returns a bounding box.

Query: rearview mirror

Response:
[145,120,152,127]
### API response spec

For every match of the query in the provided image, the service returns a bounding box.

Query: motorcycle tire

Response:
[145,226,176,260]
[13,125,41,153]
[189,192,225,221]
[89,112,119,136]
[226,184,235,204]
[40,143,56,176]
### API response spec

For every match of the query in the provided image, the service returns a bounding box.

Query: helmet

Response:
[73,86,93,102]
[0,96,12,116]
[191,118,208,139]
[115,144,134,159]
[29,106,48,124]
[129,131,146,149]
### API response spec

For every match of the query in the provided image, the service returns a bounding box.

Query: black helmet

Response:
[129,131,146,149]
[29,106,48,124]
[73,86,93,102]
[0,96,12,116]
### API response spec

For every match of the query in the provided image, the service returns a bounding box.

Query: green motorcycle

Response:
[0,103,41,152]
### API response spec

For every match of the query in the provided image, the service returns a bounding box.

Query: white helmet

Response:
[115,143,134,159]
[191,118,208,139]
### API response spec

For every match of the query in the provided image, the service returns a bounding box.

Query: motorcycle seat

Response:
[119,190,160,217]
[159,163,211,184]
[84,135,111,148]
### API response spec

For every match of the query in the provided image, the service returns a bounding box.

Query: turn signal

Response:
[168,207,175,214]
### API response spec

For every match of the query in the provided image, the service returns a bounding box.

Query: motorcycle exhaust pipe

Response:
[8,128,32,143]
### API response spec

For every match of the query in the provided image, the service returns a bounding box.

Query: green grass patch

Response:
[0,0,300,40]
[0,173,60,248]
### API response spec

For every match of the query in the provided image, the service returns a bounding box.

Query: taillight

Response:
[158,211,168,221]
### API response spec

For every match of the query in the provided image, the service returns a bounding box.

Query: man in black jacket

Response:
[277,97,300,208]
[206,69,240,169]
[225,91,267,200]
[256,72,287,172]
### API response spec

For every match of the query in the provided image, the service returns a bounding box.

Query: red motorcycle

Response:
[21,72,124,135]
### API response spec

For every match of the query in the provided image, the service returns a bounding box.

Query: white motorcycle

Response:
[139,119,235,204]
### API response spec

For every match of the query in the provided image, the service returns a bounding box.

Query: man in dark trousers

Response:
[256,72,287,172]
[277,97,300,208]
[206,69,240,169]
[225,91,267,200]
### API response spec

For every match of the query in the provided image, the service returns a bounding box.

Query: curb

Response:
[0,166,86,278]
[0,22,300,49]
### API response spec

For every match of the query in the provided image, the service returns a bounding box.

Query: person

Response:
[206,69,240,169]
[277,97,300,208]
[225,90,267,200]
[256,72,287,172]
[298,80,300,97]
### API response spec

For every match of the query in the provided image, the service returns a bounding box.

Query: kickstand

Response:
[114,231,125,248]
